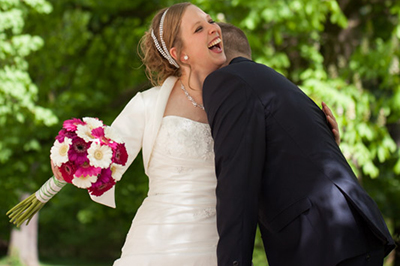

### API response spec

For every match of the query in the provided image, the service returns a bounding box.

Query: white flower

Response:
[83,117,103,129]
[50,137,72,167]
[72,175,98,188]
[87,142,113,168]
[110,163,124,181]
[76,124,95,142]
[104,126,123,144]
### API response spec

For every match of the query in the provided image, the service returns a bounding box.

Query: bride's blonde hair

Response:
[139,2,192,86]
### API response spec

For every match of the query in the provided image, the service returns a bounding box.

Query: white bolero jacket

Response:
[90,76,178,208]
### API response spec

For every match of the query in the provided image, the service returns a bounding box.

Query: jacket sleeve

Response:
[203,71,266,266]
[90,92,146,208]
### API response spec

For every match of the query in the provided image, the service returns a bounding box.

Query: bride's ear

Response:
[170,48,188,64]
[170,47,178,62]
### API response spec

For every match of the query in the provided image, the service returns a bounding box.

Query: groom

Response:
[203,23,395,266]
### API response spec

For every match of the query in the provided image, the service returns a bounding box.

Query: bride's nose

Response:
[208,25,218,35]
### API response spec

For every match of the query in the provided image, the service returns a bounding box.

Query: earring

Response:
[183,55,189,60]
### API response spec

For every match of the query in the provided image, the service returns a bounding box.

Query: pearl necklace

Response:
[180,81,205,110]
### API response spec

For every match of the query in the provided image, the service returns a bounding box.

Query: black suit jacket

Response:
[203,57,395,266]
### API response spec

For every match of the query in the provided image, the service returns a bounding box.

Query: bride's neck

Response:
[179,72,206,92]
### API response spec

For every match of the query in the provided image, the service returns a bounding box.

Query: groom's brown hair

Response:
[218,22,252,62]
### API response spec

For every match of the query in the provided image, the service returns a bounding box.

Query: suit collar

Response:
[229,56,252,65]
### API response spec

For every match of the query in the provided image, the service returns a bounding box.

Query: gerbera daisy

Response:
[59,161,76,183]
[55,128,76,143]
[74,161,102,177]
[76,124,95,142]
[112,143,128,166]
[110,163,124,181]
[92,127,117,147]
[50,137,72,167]
[63,118,85,132]
[91,127,105,140]
[88,168,115,196]
[68,137,90,165]
[72,174,98,189]
[87,142,113,168]
[82,117,103,129]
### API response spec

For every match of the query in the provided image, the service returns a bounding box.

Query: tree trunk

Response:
[7,193,40,266]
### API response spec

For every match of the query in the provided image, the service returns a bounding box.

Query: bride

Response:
[52,2,340,265]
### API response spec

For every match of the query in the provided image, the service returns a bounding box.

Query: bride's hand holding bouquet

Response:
[7,117,128,227]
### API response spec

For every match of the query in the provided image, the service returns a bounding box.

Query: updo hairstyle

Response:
[139,2,192,86]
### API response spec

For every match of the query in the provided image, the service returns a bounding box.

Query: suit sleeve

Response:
[203,71,266,266]
[90,92,146,208]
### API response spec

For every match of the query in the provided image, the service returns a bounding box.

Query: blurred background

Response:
[1,0,399,265]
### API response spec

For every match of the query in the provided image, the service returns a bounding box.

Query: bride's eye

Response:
[208,19,215,24]
[195,26,203,33]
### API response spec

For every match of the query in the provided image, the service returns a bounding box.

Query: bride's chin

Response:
[216,56,227,66]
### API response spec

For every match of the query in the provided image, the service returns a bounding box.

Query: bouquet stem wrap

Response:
[35,176,67,203]
[7,176,67,227]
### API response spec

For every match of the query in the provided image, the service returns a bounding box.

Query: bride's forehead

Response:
[182,5,208,20]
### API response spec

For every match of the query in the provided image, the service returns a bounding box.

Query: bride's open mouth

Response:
[208,37,222,52]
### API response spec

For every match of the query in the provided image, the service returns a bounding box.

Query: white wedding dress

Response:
[113,115,218,266]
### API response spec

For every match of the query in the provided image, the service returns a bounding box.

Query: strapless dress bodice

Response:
[113,116,218,266]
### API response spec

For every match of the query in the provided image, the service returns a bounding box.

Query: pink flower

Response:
[92,127,118,148]
[74,161,102,177]
[63,118,85,132]
[112,143,128,166]
[68,137,90,165]
[108,141,118,150]
[59,161,76,183]
[91,127,105,139]
[88,168,115,196]
[49,117,128,197]
[55,129,76,143]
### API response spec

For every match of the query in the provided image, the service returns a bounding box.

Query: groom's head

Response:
[218,22,252,65]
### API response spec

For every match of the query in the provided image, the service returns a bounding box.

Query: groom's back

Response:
[222,58,344,171]
[215,57,393,265]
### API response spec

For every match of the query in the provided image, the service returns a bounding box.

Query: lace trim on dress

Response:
[193,207,216,219]
[154,116,214,161]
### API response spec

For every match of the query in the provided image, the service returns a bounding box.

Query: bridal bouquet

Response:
[7,117,128,227]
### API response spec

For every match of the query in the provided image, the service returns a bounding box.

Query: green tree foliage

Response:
[0,0,57,253]
[1,0,399,265]
[0,0,57,160]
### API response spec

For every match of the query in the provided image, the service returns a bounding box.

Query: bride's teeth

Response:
[208,38,221,48]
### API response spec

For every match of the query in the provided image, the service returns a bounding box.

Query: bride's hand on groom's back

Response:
[322,102,340,146]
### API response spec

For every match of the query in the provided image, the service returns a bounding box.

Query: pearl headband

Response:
[151,9,180,68]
